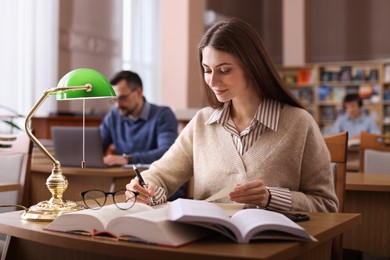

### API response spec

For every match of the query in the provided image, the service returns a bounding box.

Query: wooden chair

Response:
[0,132,32,208]
[359,132,390,173]
[324,131,348,260]
[0,132,32,259]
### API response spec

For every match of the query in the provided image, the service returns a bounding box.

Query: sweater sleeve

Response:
[291,114,339,212]
[140,113,197,198]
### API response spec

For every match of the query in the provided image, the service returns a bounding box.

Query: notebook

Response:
[51,126,107,168]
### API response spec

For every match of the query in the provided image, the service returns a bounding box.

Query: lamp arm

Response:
[24,85,92,166]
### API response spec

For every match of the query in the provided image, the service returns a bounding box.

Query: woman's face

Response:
[201,46,252,103]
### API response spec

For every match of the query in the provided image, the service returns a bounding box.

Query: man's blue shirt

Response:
[329,113,380,139]
[100,101,178,164]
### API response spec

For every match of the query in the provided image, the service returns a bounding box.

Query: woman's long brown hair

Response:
[198,17,303,109]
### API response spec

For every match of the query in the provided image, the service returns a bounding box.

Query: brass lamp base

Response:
[20,164,85,221]
[20,200,85,221]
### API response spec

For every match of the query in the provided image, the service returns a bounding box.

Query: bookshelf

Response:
[277,65,317,119]
[278,60,390,135]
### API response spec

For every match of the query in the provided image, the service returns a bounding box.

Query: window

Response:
[122,0,160,103]
[0,0,59,132]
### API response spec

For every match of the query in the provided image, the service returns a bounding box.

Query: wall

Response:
[55,0,390,115]
[160,0,206,110]
[208,0,390,64]
[57,0,122,116]
[206,0,283,65]
[306,0,390,62]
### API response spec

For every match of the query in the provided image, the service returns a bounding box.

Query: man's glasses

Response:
[116,93,131,102]
[80,189,138,210]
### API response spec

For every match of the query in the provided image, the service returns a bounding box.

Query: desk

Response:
[0,211,360,260]
[29,146,133,207]
[0,183,20,193]
[344,172,390,257]
[31,116,103,139]
[31,110,198,139]
[29,163,133,207]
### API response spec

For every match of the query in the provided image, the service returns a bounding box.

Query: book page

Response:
[108,207,210,247]
[212,203,245,217]
[204,183,235,202]
[82,203,154,229]
[169,198,241,241]
[44,202,154,234]
[230,209,313,243]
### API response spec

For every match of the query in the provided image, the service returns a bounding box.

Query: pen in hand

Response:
[132,165,148,188]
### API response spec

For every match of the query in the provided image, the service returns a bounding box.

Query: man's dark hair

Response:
[110,70,143,91]
[343,93,362,107]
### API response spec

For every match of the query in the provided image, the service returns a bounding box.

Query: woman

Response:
[126,18,338,212]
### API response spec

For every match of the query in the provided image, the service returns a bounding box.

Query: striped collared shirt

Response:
[206,98,282,155]
[206,98,291,211]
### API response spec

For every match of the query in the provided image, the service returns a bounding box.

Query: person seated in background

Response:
[126,18,338,213]
[100,70,185,200]
[328,93,381,141]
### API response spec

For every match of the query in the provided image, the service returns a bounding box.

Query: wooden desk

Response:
[31,110,199,139]
[0,211,360,260]
[31,116,103,139]
[0,183,20,193]
[29,163,133,206]
[29,147,133,207]
[344,172,390,257]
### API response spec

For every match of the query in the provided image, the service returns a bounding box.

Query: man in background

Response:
[328,93,381,141]
[100,70,185,200]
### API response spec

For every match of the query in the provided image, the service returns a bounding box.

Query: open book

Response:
[168,198,316,243]
[44,202,210,247]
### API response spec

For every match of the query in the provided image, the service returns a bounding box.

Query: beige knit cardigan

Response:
[143,104,339,213]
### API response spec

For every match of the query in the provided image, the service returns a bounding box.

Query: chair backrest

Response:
[323,131,348,260]
[323,131,348,213]
[359,132,390,173]
[0,132,32,209]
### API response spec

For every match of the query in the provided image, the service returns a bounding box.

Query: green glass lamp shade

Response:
[56,68,116,100]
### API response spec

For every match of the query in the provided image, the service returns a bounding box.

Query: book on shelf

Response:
[318,85,333,102]
[291,87,313,107]
[352,68,367,81]
[297,69,312,85]
[333,87,346,103]
[298,88,314,105]
[368,68,379,81]
[169,198,316,243]
[319,106,337,123]
[44,202,210,247]
[283,74,297,85]
[346,85,359,95]
[384,88,390,101]
[339,66,352,82]
[320,66,340,82]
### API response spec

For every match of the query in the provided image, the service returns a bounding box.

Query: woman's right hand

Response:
[125,178,157,204]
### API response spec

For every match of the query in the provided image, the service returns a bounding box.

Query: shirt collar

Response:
[206,98,282,131]
[346,115,363,123]
[127,97,150,121]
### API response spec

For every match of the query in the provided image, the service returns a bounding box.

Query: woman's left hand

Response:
[229,179,270,208]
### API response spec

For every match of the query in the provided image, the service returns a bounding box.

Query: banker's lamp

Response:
[20,68,115,221]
